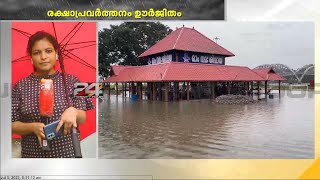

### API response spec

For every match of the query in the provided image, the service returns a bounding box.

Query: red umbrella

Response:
[11,22,96,142]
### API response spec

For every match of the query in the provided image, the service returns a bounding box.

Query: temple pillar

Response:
[279,80,281,98]
[164,82,169,102]
[116,83,118,97]
[187,82,190,100]
[257,81,260,99]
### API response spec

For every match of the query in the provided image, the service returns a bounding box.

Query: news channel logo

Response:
[73,82,104,98]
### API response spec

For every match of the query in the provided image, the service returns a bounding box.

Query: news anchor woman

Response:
[12,31,94,158]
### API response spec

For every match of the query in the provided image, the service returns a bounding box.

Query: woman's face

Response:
[31,38,57,75]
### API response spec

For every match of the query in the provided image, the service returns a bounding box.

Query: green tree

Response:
[98,22,172,77]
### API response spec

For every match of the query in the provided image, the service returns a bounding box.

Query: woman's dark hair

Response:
[27,31,59,56]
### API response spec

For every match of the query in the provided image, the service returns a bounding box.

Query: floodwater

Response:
[99,90,314,159]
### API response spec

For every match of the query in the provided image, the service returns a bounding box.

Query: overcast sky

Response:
[98,21,314,70]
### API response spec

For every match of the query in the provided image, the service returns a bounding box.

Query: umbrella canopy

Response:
[11,22,96,141]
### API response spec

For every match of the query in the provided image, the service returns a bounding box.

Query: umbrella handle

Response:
[58,49,83,158]
[72,128,82,158]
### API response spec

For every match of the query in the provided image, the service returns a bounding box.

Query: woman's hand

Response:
[32,122,45,147]
[56,107,78,135]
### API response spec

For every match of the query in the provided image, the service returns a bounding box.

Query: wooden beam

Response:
[137,83,140,99]
[129,83,131,98]
[147,83,150,100]
[171,82,174,100]
[246,82,249,96]
[116,83,118,97]
[243,82,245,95]
[132,82,136,97]
[108,83,111,97]
[279,80,281,97]
[257,81,260,99]
[187,82,190,100]
[176,82,179,101]
[141,83,143,100]
[210,82,213,99]
[152,82,156,100]
[122,83,124,98]
[176,82,180,100]
[150,82,152,100]
[164,82,169,102]
[197,82,201,99]
[140,83,143,100]
[212,82,216,99]
[265,81,267,95]
[136,83,139,98]
[228,82,231,95]
[159,83,162,101]
[250,81,253,96]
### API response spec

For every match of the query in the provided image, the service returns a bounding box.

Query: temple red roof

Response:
[253,68,287,81]
[111,65,135,76]
[139,27,235,58]
[104,62,277,83]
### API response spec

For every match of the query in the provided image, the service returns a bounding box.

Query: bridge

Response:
[254,64,314,84]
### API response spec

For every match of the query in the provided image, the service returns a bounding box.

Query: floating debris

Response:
[215,95,255,105]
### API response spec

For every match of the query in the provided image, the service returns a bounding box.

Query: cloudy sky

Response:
[98,21,314,70]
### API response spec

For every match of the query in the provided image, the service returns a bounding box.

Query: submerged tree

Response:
[98,22,172,77]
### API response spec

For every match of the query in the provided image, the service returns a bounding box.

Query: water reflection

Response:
[99,91,314,159]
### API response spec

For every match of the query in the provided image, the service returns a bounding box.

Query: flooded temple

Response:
[104,26,286,101]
